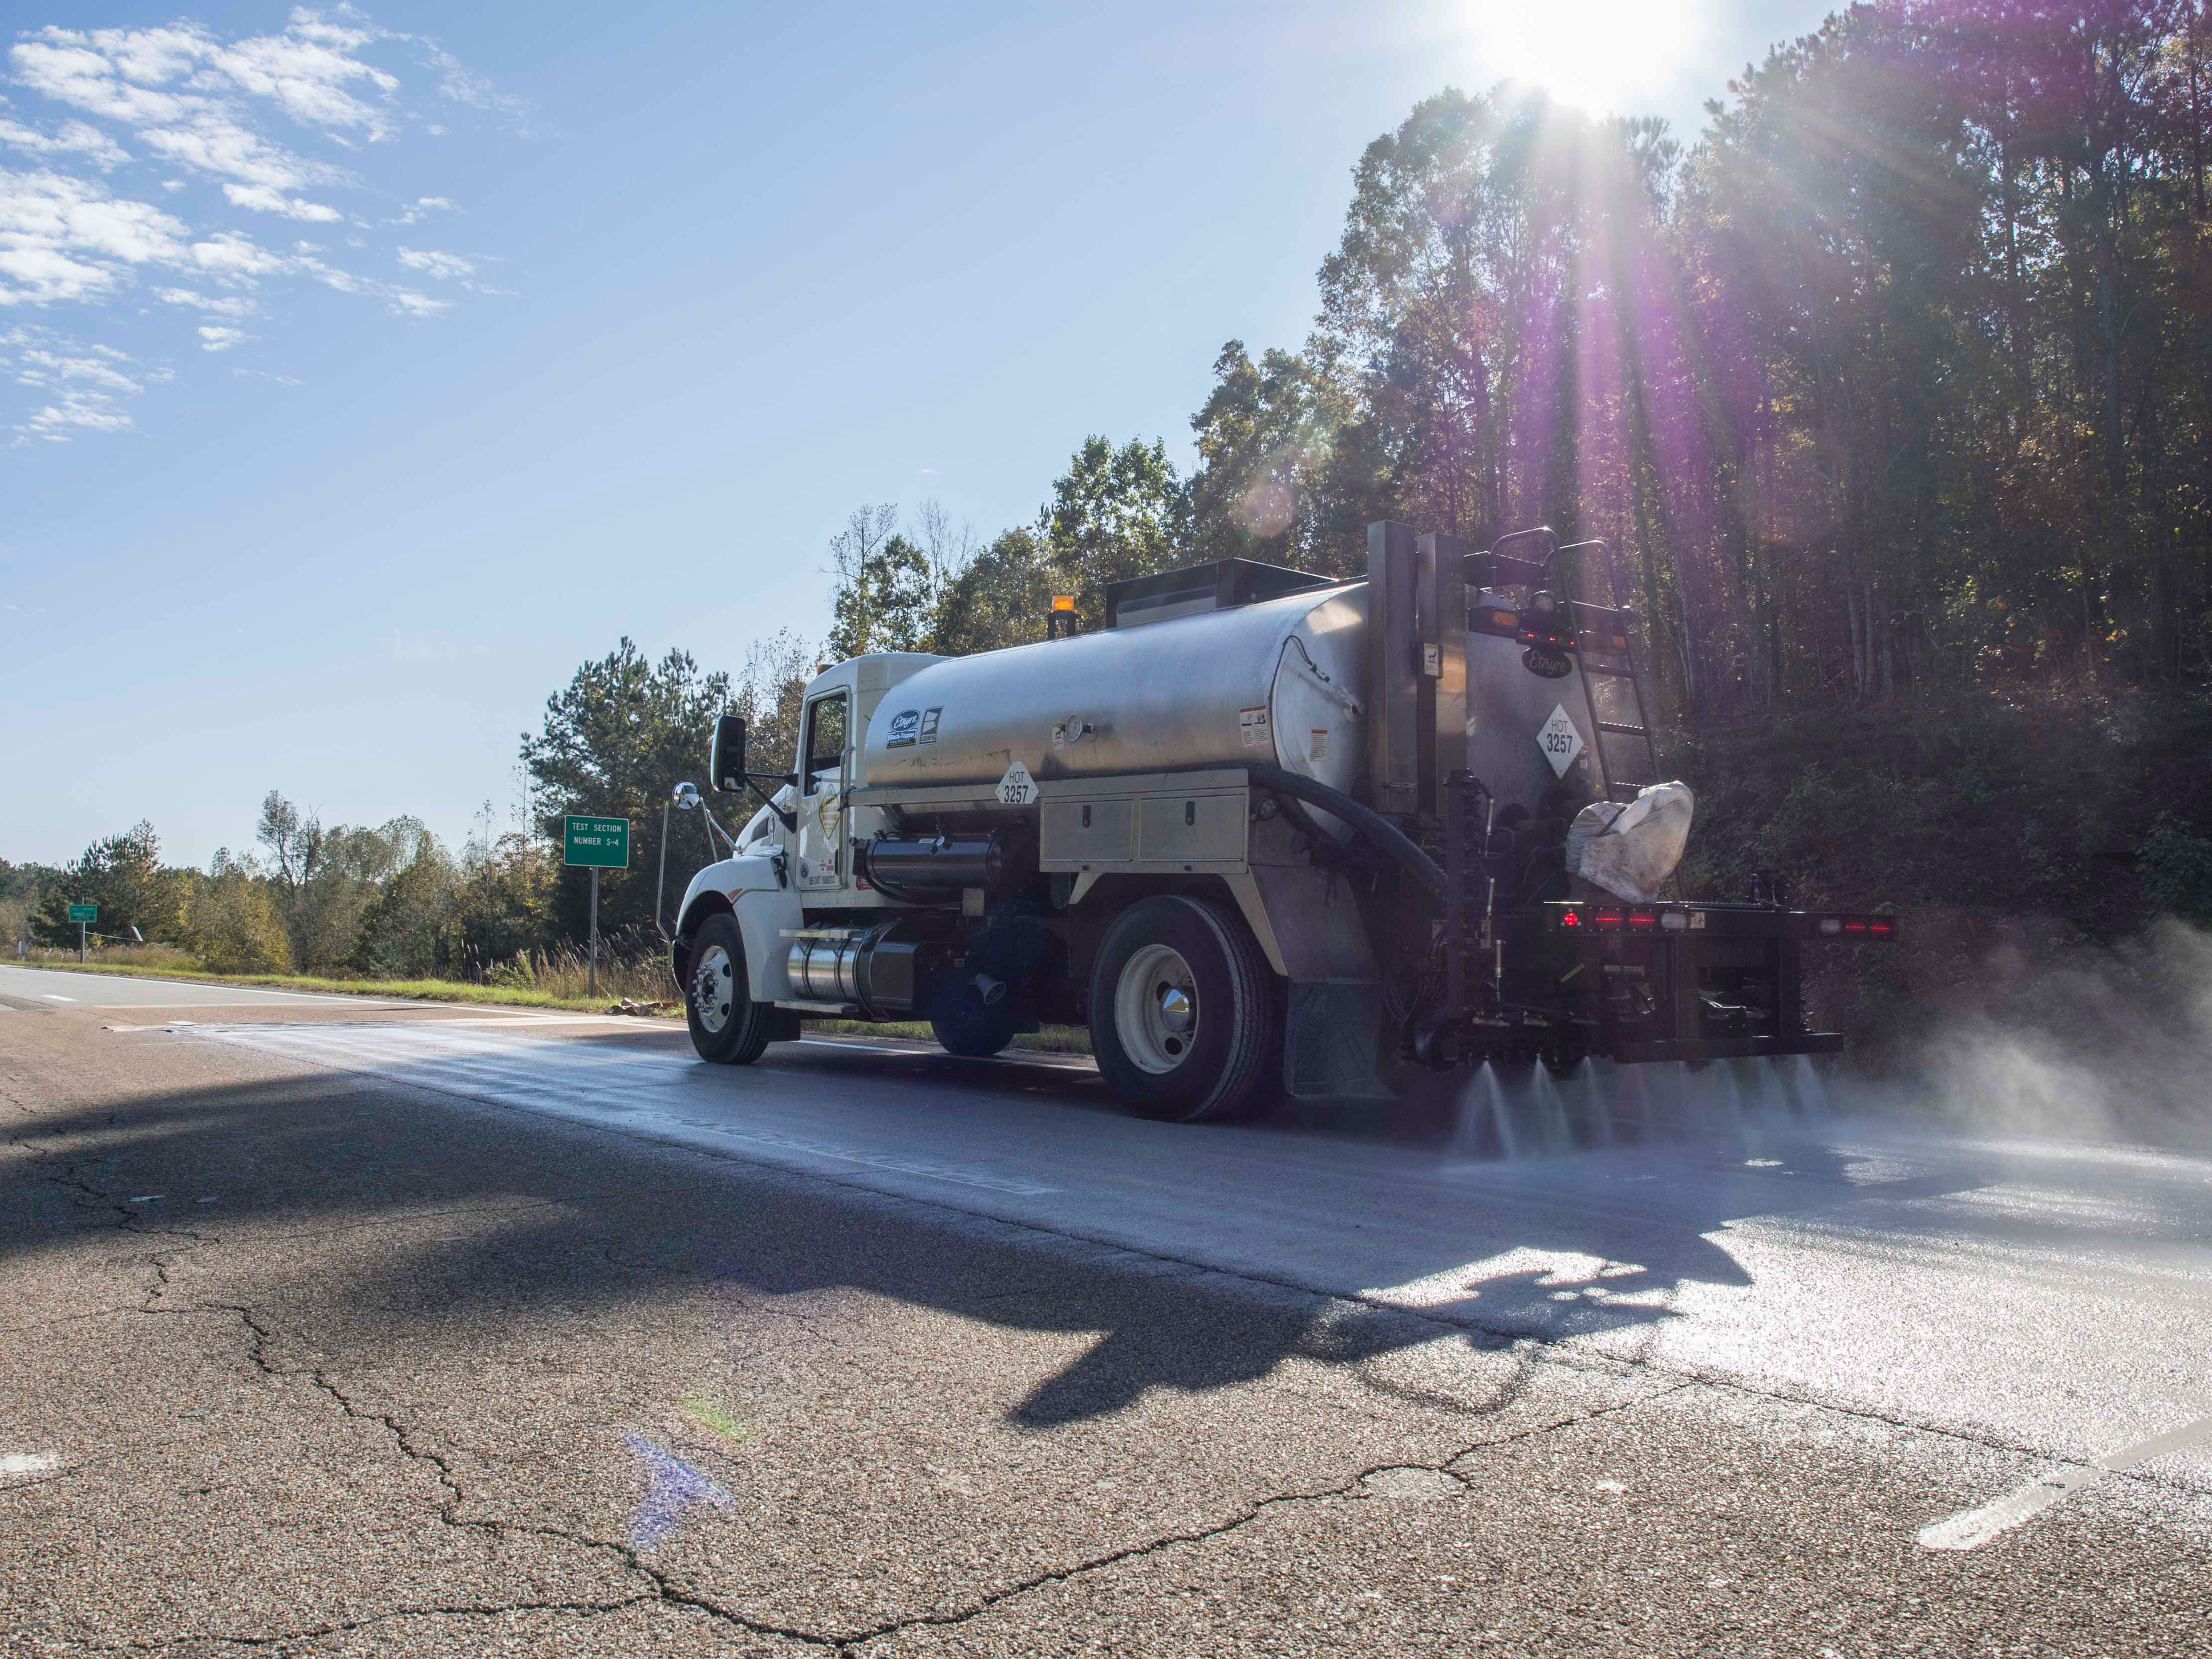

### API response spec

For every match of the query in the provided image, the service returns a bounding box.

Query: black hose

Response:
[1239,763,1447,904]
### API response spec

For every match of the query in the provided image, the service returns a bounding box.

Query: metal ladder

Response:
[1557,541,1662,804]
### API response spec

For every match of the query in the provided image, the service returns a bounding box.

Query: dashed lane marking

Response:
[1919,1409,2212,1550]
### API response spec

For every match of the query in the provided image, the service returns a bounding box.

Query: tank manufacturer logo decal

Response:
[885,709,921,747]
[1239,705,1270,748]
[919,708,940,743]
[1522,644,1572,679]
[1538,704,1586,778]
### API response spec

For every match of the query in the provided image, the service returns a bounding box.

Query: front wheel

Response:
[1088,896,1279,1122]
[685,913,777,1064]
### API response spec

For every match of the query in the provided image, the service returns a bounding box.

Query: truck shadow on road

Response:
[4,1029,2149,1434]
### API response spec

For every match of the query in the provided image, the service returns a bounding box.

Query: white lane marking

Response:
[42,994,73,1002]
[0,1452,60,1477]
[129,1195,164,1203]
[1919,1410,2212,1550]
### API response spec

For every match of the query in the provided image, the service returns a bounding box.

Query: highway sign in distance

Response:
[66,903,97,923]
[563,816,632,869]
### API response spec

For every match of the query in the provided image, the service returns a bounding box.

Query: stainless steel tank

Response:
[859,584,1370,795]
[1464,605,1603,813]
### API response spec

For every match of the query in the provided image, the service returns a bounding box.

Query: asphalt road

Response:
[4,973,2209,1655]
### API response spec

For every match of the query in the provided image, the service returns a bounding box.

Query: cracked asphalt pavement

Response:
[2,973,2209,1656]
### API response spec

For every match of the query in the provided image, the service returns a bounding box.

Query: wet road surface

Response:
[3,976,2207,1655]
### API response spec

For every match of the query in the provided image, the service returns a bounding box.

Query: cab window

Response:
[803,693,847,794]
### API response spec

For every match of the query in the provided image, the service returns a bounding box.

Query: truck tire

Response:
[684,913,777,1065]
[1089,895,1279,1122]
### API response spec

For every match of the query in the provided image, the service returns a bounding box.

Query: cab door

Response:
[796,689,849,892]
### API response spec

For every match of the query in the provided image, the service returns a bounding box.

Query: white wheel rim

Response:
[692,944,734,1034]
[1114,943,1197,1075]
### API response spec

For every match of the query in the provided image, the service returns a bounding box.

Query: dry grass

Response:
[15,944,679,1017]
[13,943,1088,1047]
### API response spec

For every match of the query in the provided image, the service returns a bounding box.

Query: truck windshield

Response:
[804,693,847,794]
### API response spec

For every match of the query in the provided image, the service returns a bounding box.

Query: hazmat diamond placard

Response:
[1538,704,1585,778]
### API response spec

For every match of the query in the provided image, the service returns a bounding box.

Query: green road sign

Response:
[66,903,97,923]
[563,816,631,869]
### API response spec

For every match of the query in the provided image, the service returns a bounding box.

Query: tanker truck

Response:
[670,522,1892,1121]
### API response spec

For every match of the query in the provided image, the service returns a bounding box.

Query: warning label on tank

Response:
[1240,705,1270,747]
[1538,703,1585,778]
[1309,728,1328,761]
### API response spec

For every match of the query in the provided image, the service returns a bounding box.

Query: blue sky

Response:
[4,1,1832,867]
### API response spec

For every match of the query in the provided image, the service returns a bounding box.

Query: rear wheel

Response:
[1089,896,1279,1122]
[685,913,776,1065]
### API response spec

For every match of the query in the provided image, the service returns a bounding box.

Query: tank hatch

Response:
[1103,557,1330,630]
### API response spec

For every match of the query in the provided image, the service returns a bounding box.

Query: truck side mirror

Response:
[710,715,747,793]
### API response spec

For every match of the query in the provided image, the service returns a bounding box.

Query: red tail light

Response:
[1815,913,1900,941]
[1628,909,1657,931]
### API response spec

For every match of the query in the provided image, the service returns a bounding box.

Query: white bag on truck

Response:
[1565,781,1695,903]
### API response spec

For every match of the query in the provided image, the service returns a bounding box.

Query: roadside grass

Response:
[13,947,678,1016]
[13,948,1094,1050]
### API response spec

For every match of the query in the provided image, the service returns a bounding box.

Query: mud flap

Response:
[1283,981,1395,1101]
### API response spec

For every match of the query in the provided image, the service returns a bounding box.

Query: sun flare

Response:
[1451,0,1708,117]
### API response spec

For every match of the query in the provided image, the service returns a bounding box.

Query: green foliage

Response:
[1676,691,2212,934]
[826,504,938,659]
[2138,813,2212,921]
[1184,342,1350,573]
[34,821,180,947]
[182,854,293,973]
[1038,435,1186,631]
[350,827,458,978]
[451,830,559,969]
[924,527,1056,657]
[520,638,734,940]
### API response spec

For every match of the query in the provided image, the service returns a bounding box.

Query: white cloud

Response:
[26,393,133,434]
[0,169,190,304]
[1,10,515,441]
[153,285,254,318]
[391,193,454,225]
[396,245,470,279]
[15,344,141,394]
[0,116,128,169]
[221,181,341,221]
[138,113,344,193]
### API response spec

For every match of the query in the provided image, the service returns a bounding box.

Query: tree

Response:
[254,793,409,970]
[351,823,457,979]
[1184,342,1348,572]
[1037,435,1187,629]
[34,821,179,947]
[924,527,1057,656]
[728,629,814,778]
[521,639,734,940]
[182,851,292,973]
